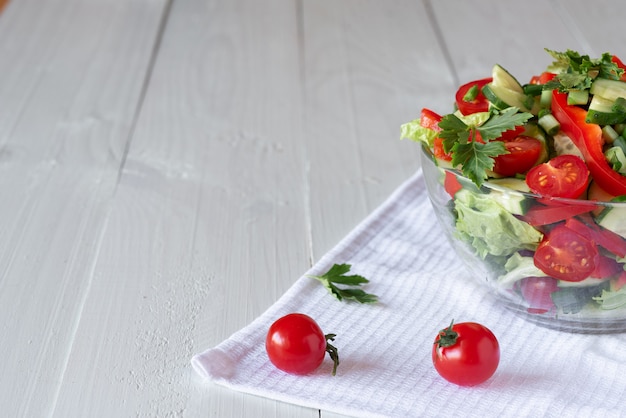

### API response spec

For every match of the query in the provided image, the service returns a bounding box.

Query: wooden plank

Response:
[551,0,626,57]
[0,0,168,416]
[51,0,316,416]
[429,0,580,87]
[301,0,456,260]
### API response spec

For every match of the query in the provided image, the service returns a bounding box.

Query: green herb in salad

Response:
[401,48,626,319]
[438,108,533,186]
[544,48,624,92]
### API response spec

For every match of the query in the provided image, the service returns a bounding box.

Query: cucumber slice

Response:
[553,131,584,159]
[524,122,550,164]
[538,113,560,136]
[567,89,589,105]
[487,177,531,192]
[605,147,626,174]
[484,179,532,215]
[482,83,512,110]
[596,195,626,239]
[590,78,626,101]
[602,126,620,143]
[491,64,524,93]
[483,82,539,114]
[587,95,626,125]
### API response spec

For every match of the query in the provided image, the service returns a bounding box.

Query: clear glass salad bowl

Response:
[420,144,626,333]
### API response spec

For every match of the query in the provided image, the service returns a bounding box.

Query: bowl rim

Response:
[420,142,626,208]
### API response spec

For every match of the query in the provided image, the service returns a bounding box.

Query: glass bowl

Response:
[420,144,626,333]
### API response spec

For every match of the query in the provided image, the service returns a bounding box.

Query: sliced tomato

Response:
[455,77,492,115]
[551,91,626,196]
[444,171,462,198]
[492,136,542,177]
[566,213,626,258]
[498,125,525,142]
[520,203,594,226]
[591,255,622,279]
[526,154,589,199]
[534,224,598,282]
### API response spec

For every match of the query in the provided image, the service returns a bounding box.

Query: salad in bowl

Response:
[402,49,626,332]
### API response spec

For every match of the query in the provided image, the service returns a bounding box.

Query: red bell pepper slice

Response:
[551,91,626,196]
[521,202,594,226]
[443,171,463,198]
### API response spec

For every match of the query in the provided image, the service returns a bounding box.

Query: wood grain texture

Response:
[301,0,455,260]
[0,0,168,416]
[52,0,315,416]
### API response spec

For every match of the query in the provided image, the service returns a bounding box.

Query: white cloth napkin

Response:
[192,170,626,418]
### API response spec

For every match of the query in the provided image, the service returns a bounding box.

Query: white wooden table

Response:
[1,0,625,416]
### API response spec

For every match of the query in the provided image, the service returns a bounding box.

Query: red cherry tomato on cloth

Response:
[492,136,543,176]
[534,224,599,282]
[526,154,589,199]
[551,91,626,196]
[266,313,339,375]
[455,77,492,115]
[432,321,500,386]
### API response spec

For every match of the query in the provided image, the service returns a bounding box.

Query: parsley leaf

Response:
[438,108,533,186]
[308,263,378,303]
[544,48,624,92]
[479,107,533,140]
[452,141,505,185]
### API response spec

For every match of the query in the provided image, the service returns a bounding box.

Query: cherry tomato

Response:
[534,224,598,282]
[455,78,492,115]
[266,313,339,375]
[564,214,626,258]
[492,136,542,176]
[432,321,500,386]
[498,125,526,142]
[519,276,559,313]
[526,154,589,199]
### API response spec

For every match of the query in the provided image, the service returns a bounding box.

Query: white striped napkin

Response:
[191,170,626,418]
